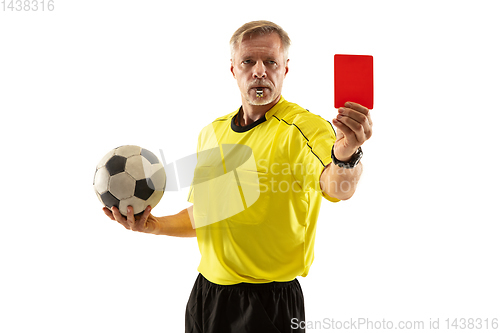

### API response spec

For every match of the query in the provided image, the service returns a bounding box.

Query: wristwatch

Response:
[331,145,363,169]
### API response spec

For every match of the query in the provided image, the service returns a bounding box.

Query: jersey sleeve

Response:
[288,114,340,202]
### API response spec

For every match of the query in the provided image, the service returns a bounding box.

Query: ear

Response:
[230,59,236,79]
[284,59,290,78]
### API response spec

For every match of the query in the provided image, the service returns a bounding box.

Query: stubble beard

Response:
[245,81,277,106]
[246,92,275,106]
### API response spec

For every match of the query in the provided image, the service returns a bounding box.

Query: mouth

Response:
[250,86,269,98]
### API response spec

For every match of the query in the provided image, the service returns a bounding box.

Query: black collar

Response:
[231,107,267,133]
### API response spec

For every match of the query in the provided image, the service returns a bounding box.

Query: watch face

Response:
[351,148,363,166]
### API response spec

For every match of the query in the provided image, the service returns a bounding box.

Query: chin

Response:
[246,93,276,106]
[248,99,272,106]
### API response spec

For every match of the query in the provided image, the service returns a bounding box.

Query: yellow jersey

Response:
[188,96,339,285]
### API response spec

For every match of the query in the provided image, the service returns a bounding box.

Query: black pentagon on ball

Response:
[105,155,127,176]
[146,176,160,191]
[134,178,155,200]
[141,148,159,165]
[100,191,120,209]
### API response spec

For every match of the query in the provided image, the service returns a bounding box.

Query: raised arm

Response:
[321,101,373,200]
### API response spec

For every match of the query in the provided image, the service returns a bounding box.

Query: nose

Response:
[253,61,267,79]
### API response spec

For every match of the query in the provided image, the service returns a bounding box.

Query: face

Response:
[231,32,289,106]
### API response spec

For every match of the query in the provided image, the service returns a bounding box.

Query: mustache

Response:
[248,80,273,90]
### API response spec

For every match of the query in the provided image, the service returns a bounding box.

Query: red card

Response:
[334,54,374,109]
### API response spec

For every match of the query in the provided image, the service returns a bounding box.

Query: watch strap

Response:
[331,145,363,169]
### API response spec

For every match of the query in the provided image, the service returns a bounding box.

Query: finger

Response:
[103,207,115,221]
[366,111,373,127]
[337,108,372,139]
[332,117,360,145]
[335,115,366,144]
[135,206,152,232]
[127,206,136,231]
[338,107,369,125]
[112,206,130,230]
[345,101,370,115]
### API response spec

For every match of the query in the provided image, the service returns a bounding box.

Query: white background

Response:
[1,0,499,332]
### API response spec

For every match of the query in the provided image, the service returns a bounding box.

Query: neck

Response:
[237,94,281,127]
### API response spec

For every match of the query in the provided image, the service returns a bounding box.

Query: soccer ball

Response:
[93,145,166,216]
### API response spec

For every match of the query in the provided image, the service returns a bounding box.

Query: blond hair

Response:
[230,20,291,61]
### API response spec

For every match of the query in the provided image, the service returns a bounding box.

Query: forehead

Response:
[235,32,283,59]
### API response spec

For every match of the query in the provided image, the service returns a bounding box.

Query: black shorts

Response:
[185,273,306,333]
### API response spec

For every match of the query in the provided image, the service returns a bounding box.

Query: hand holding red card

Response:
[332,54,374,162]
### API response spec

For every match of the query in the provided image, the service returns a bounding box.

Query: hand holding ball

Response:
[93,145,166,216]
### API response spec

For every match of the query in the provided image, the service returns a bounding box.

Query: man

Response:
[104,21,372,333]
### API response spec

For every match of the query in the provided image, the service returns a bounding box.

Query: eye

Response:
[242,60,253,65]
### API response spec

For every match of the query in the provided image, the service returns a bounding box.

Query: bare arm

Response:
[321,101,372,200]
[320,162,363,200]
[103,205,196,237]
